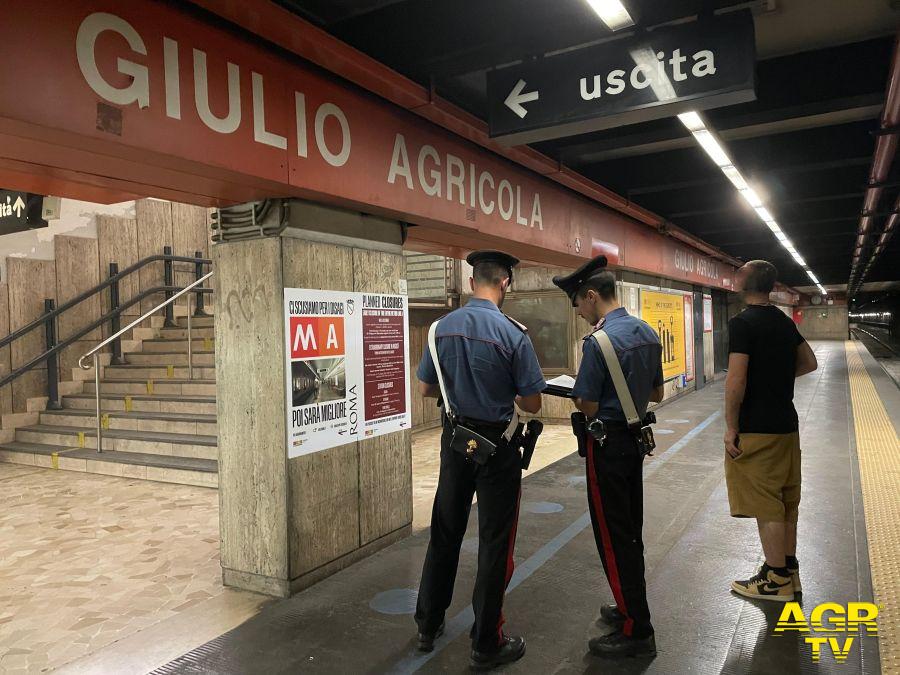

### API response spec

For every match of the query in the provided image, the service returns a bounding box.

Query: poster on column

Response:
[683,294,695,382]
[284,289,411,458]
[640,290,686,381]
[703,294,714,332]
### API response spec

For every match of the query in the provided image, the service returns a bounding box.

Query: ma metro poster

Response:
[284,288,411,458]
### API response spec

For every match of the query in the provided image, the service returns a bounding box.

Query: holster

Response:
[571,412,589,457]
[633,424,656,458]
[515,419,544,470]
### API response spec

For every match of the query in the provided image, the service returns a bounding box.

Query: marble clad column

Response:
[215,201,412,597]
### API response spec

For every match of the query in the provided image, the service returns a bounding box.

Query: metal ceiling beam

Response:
[563,97,883,164]
[626,158,872,197]
[688,215,860,236]
[850,31,900,293]
[666,192,864,218]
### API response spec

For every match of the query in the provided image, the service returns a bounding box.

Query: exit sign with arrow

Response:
[487,11,756,145]
[0,190,48,235]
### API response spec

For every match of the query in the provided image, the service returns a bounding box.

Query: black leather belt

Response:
[599,420,633,432]
[455,416,510,430]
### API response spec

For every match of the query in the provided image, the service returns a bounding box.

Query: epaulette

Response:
[503,313,528,332]
[583,319,606,341]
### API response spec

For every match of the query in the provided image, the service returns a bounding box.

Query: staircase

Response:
[0,314,219,488]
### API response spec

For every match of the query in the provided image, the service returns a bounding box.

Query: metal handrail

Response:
[0,284,212,390]
[78,271,214,453]
[0,253,210,351]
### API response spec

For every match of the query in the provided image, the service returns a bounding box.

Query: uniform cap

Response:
[466,250,520,283]
[552,255,609,306]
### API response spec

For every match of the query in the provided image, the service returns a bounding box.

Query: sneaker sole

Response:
[730,583,794,603]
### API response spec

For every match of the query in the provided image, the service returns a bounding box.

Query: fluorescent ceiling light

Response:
[631,48,676,101]
[740,188,763,208]
[585,0,635,30]
[679,115,827,289]
[722,165,748,190]
[692,129,732,167]
[677,111,705,132]
[755,206,775,222]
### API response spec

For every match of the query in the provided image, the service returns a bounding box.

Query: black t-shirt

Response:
[728,305,805,433]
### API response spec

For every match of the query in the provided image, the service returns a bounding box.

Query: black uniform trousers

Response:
[585,428,654,639]
[415,420,522,653]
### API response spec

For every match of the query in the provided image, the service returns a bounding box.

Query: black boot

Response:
[597,603,625,626]
[589,630,657,658]
[416,622,444,652]
[469,635,526,671]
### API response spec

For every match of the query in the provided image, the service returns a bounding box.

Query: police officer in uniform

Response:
[553,256,663,658]
[415,250,545,671]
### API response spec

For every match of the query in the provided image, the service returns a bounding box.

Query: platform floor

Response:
[142,340,895,674]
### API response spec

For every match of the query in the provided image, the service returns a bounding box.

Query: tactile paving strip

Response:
[846,341,900,674]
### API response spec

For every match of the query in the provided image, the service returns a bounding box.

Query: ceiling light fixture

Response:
[585,0,635,31]
[691,129,732,167]
[722,165,749,190]
[677,110,827,295]
[739,188,763,208]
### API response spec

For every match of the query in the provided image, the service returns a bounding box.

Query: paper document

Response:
[545,375,576,388]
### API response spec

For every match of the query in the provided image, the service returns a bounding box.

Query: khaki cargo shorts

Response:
[725,431,801,522]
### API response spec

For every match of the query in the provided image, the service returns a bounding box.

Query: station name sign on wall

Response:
[0,2,737,289]
[486,11,756,145]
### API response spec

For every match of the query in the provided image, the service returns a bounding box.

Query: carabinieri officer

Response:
[415,250,545,671]
[553,256,664,659]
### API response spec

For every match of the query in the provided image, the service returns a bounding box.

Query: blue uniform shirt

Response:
[417,298,546,421]
[573,307,664,422]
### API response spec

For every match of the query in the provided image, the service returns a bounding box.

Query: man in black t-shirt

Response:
[724,260,818,603]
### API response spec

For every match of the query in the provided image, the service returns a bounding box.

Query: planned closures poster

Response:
[284,289,411,458]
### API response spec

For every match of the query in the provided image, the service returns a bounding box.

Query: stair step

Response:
[0,442,217,488]
[140,338,215,352]
[175,316,215,328]
[158,326,215,339]
[103,365,216,380]
[84,379,216,396]
[64,393,217,415]
[15,424,217,460]
[40,408,218,435]
[125,351,214,366]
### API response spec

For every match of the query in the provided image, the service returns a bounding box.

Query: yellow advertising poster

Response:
[641,291,686,380]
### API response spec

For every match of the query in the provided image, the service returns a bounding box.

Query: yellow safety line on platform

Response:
[846,341,900,674]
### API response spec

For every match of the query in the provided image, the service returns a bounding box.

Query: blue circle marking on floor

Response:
[567,475,587,488]
[522,501,564,514]
[655,429,675,435]
[370,588,419,615]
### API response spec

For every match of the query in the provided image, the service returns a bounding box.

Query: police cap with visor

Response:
[551,255,609,306]
[466,250,520,283]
